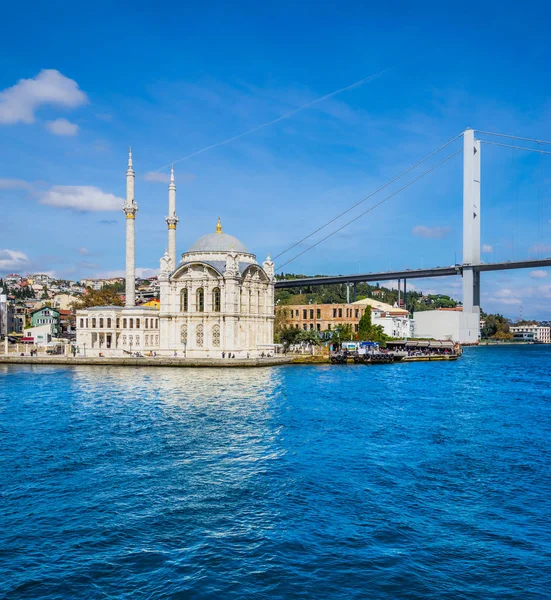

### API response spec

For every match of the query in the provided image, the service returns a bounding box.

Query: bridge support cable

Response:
[475,130,551,146]
[479,140,551,155]
[275,148,463,271]
[272,132,463,262]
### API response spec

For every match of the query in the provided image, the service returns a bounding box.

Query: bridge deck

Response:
[274,258,551,288]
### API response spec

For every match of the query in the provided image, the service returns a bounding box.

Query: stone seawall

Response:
[0,356,293,368]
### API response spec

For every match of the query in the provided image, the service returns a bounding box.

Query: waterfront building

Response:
[30,306,61,337]
[279,297,413,338]
[509,324,550,343]
[413,308,480,343]
[76,151,275,357]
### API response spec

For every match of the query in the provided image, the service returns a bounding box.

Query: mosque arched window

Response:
[196,288,204,312]
[180,324,188,345]
[136,319,140,328]
[92,318,96,328]
[181,288,188,312]
[212,288,221,312]
[196,324,204,347]
[99,318,104,328]
[123,318,127,328]
[129,318,134,329]
[212,324,220,347]
[107,318,112,328]
[116,318,120,328]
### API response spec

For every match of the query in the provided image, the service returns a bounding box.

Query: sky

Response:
[0,0,550,318]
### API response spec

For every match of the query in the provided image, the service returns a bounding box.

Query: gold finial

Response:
[216,216,222,233]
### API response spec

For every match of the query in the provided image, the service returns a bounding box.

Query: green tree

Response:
[279,327,302,351]
[71,288,124,309]
[358,308,372,340]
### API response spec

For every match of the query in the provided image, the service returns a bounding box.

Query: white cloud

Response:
[412,225,451,239]
[45,117,79,136]
[79,247,89,256]
[0,249,30,271]
[144,171,170,183]
[0,178,34,192]
[529,243,551,255]
[482,244,493,253]
[40,186,124,211]
[0,69,88,125]
[530,270,548,279]
[494,288,522,305]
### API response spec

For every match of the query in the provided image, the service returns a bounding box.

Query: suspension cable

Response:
[479,140,551,155]
[272,132,463,260]
[476,130,551,146]
[275,148,463,271]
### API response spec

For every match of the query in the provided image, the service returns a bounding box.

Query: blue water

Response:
[1,346,550,599]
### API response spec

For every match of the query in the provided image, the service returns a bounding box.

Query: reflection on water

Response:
[1,349,550,599]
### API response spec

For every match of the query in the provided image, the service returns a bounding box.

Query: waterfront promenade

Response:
[0,355,293,368]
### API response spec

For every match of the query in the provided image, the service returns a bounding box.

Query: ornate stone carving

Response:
[262,253,275,281]
[159,250,173,276]
[224,251,239,277]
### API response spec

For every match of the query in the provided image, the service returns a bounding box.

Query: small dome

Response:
[187,218,249,254]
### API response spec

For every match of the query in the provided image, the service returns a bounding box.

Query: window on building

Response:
[196,324,204,347]
[116,318,120,328]
[309,323,314,330]
[129,318,134,329]
[338,308,342,318]
[290,309,293,318]
[197,288,204,312]
[317,323,321,331]
[212,324,220,347]
[355,324,359,332]
[145,319,148,329]
[86,319,89,328]
[303,324,307,330]
[156,319,159,328]
[333,308,337,318]
[310,309,314,319]
[303,309,307,319]
[107,318,112,328]
[92,318,96,328]
[181,288,188,312]
[213,288,221,312]
[123,318,127,328]
[180,324,187,344]
[79,318,84,328]
[316,309,321,319]
[136,319,140,328]
[355,309,359,318]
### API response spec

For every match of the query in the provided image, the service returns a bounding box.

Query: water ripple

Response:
[0,346,550,598]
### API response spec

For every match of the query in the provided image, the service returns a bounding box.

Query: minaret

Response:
[123,147,138,307]
[165,165,179,267]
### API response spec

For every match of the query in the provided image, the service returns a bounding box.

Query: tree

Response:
[279,327,302,351]
[334,323,353,340]
[357,307,388,343]
[358,308,372,340]
[297,329,320,347]
[71,288,124,309]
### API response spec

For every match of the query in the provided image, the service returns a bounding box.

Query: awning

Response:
[20,337,34,343]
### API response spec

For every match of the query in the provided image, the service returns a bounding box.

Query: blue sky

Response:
[1,0,550,318]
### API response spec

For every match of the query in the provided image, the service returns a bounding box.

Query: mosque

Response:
[75,151,275,357]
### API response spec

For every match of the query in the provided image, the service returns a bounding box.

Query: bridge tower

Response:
[461,129,481,341]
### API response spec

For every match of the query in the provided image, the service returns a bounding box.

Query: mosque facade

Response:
[75,151,275,357]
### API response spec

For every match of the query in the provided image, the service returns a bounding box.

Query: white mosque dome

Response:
[187,219,249,254]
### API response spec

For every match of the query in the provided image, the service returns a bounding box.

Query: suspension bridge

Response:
[273,128,551,342]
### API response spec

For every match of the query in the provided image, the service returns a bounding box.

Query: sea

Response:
[0,345,550,599]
